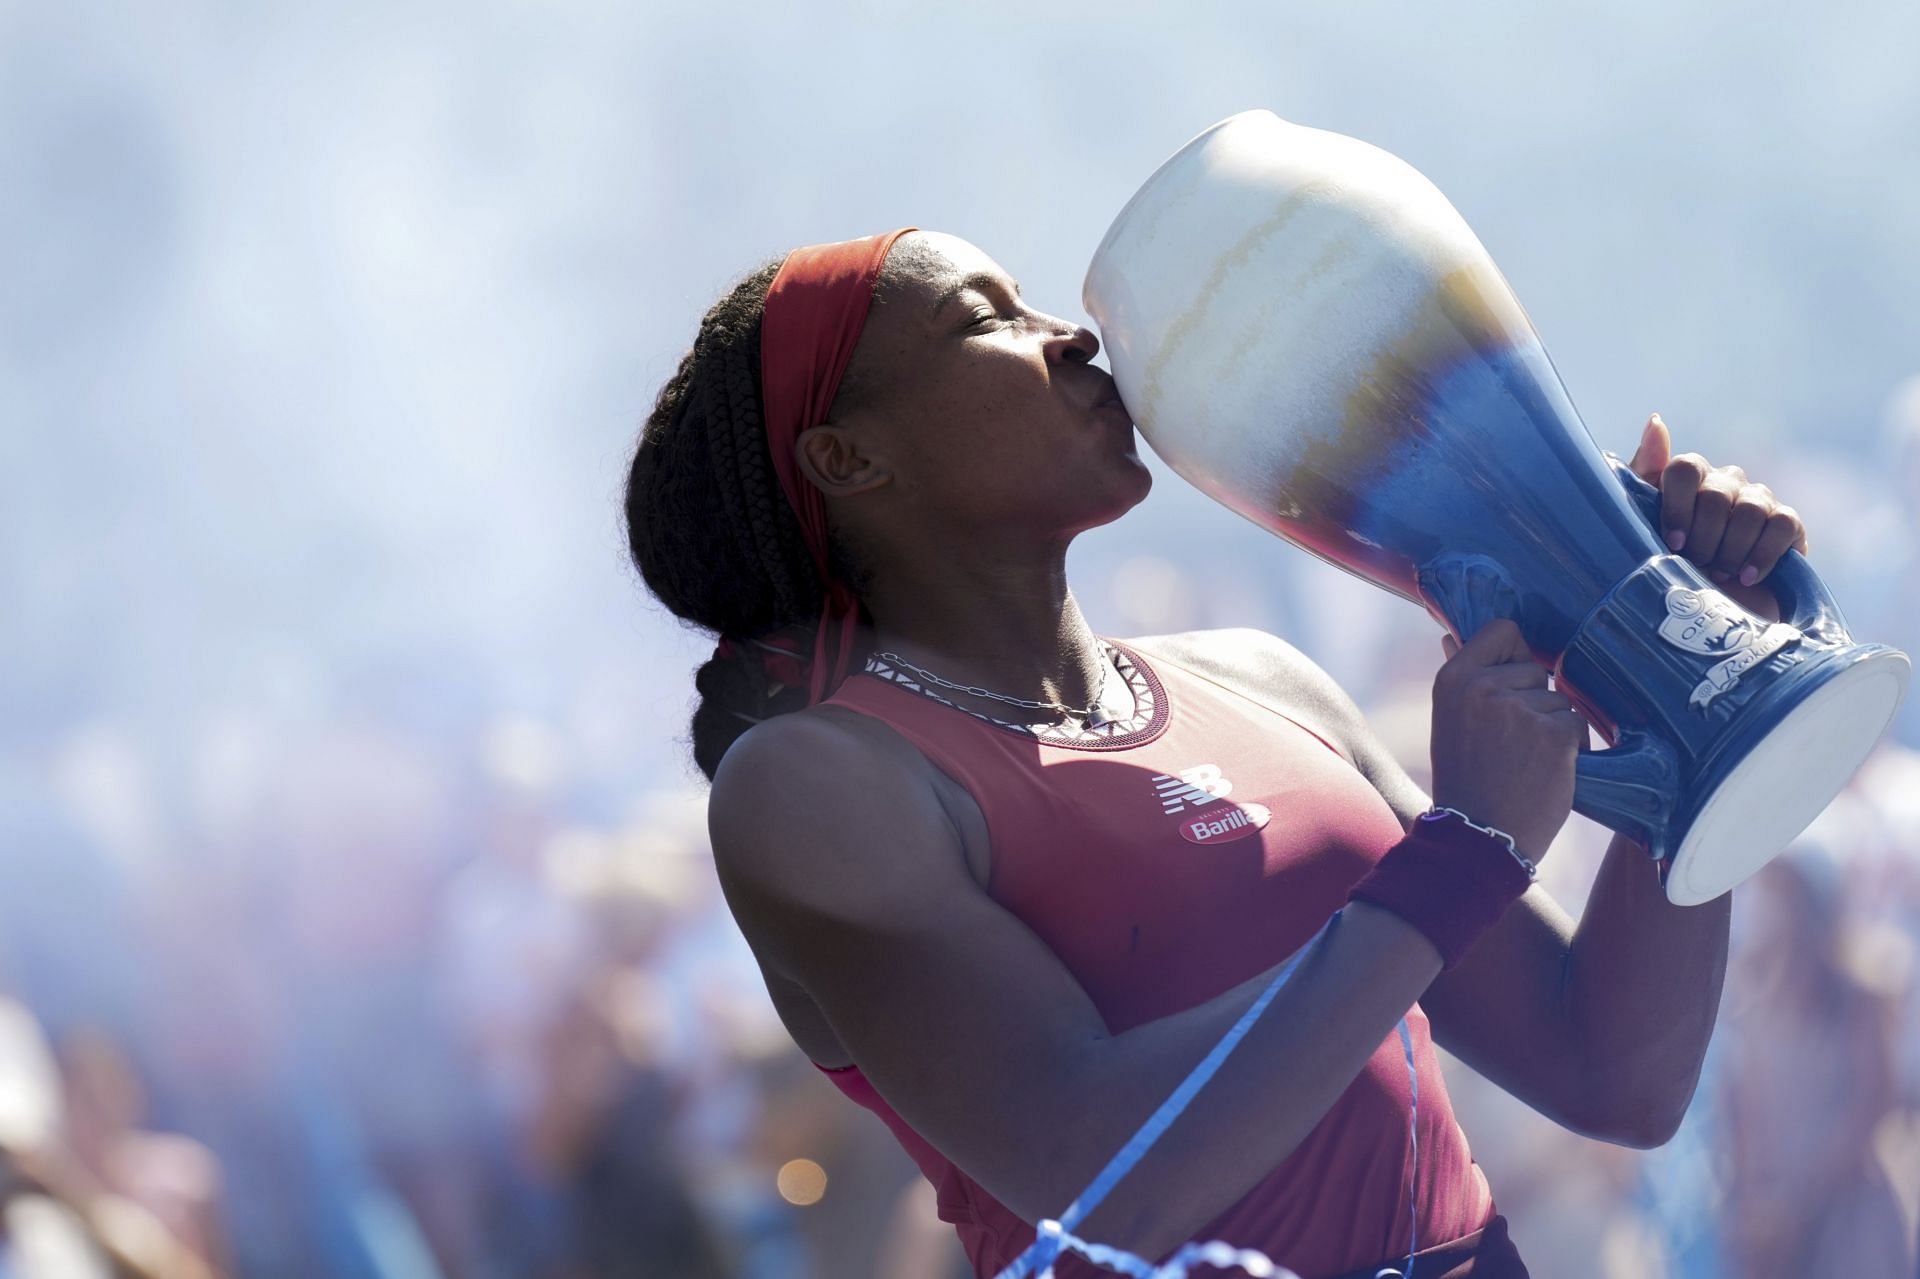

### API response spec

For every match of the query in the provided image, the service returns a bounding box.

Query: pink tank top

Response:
[812,637,1498,1279]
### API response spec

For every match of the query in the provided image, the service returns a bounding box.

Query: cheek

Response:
[889,347,1093,498]
[948,339,1056,411]
[904,370,1046,461]
[898,425,1052,514]
[888,408,1000,498]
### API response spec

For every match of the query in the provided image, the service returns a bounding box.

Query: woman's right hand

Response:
[1429,617,1587,862]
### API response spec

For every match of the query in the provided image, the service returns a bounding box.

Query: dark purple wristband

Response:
[1345,810,1535,970]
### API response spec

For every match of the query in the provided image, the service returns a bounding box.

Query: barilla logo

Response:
[1151,764,1271,845]
[1182,802,1272,845]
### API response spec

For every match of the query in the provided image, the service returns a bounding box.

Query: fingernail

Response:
[1666,530,1686,552]
[1650,412,1664,428]
[1711,569,1731,583]
[1740,564,1759,586]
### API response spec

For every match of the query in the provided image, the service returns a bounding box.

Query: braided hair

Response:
[624,257,888,783]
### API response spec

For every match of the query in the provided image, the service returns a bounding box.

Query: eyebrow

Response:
[933,271,1023,314]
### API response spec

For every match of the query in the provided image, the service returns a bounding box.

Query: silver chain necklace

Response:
[872,642,1117,725]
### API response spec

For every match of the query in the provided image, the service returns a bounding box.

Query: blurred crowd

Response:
[3,408,1918,1279]
[0,712,956,1279]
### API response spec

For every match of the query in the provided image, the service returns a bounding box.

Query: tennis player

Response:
[623,228,1809,1279]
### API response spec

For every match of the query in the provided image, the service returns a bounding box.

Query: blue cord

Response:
[991,906,1425,1279]
[1382,1016,1417,1279]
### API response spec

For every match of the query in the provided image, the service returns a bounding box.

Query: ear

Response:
[792,424,892,498]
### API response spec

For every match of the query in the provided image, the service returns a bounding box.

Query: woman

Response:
[624,228,1808,1278]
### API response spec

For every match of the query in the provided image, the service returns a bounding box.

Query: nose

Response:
[1043,318,1100,365]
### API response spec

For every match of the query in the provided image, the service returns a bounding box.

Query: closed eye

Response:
[941,271,1024,330]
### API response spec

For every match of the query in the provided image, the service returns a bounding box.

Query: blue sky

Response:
[5,1,1916,784]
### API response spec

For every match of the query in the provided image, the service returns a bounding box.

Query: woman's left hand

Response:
[1626,413,1811,623]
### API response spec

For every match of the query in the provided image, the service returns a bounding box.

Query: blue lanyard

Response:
[992,907,1422,1279]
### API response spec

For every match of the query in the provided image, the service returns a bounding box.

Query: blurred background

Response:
[3,1,1918,1276]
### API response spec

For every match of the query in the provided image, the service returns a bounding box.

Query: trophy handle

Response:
[1415,552,1521,647]
[1601,452,1849,645]
[1417,548,1681,858]
[1569,727,1680,860]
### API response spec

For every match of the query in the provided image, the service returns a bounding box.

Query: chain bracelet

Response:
[1418,805,1539,880]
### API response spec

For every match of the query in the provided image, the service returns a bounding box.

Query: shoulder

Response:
[1123,627,1429,822]
[719,698,905,774]
[1122,627,1358,761]
[708,702,942,848]
[706,703,967,923]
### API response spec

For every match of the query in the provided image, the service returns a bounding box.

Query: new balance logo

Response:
[1152,763,1233,813]
[1151,764,1270,844]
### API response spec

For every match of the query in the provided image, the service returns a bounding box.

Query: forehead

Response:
[907,231,1006,282]
[891,232,1017,315]
[847,232,1019,378]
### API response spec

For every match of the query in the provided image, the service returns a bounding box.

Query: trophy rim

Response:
[1082,108,1282,314]
[1665,648,1911,905]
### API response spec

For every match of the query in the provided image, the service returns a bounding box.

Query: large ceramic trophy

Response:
[1084,109,1910,905]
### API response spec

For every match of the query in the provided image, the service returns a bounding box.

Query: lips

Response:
[1093,387,1134,429]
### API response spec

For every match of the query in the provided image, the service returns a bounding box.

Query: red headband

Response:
[755,227,917,704]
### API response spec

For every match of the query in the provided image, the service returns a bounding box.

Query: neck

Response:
[855,546,1116,718]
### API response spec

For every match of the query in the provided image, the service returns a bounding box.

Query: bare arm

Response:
[1208,624,1725,1146]
[709,709,1442,1261]
[1556,830,1730,1142]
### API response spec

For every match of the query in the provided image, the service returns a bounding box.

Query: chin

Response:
[1119,450,1153,505]
[1077,464,1153,533]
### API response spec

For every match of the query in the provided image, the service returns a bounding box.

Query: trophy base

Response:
[1663,649,1910,906]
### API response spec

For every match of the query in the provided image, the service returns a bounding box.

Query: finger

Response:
[1512,687,1580,715]
[1628,413,1672,485]
[1475,661,1552,691]
[1441,633,1460,659]
[1710,484,1774,577]
[1686,474,1742,573]
[1458,617,1531,665]
[1660,453,1710,552]
[1740,507,1804,585]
